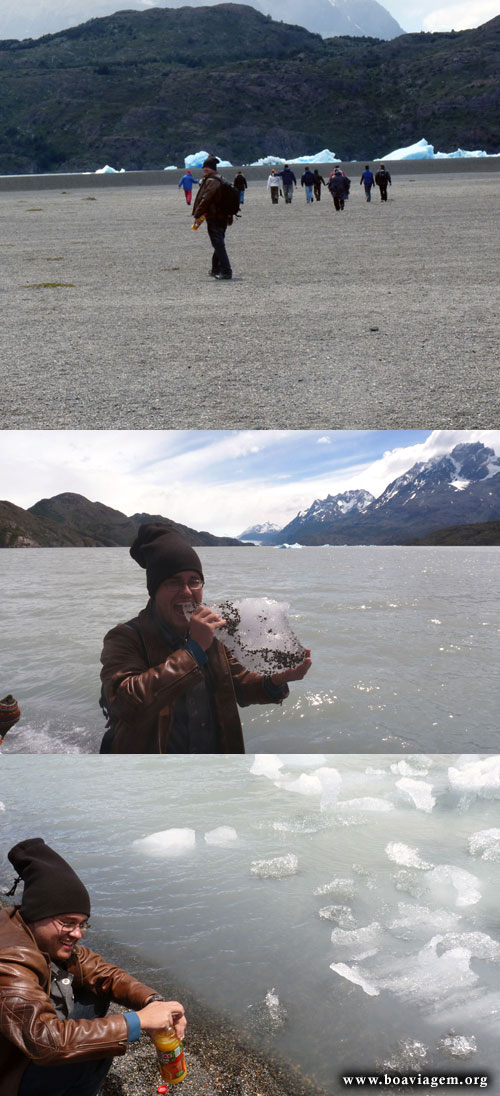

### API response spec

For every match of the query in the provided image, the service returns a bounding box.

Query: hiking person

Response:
[375,164,392,201]
[276,164,297,203]
[312,169,326,201]
[360,164,375,201]
[233,171,248,205]
[192,155,235,280]
[177,169,198,206]
[267,169,281,204]
[300,166,316,204]
[328,167,351,211]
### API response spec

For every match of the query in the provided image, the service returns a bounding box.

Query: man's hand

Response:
[193,218,203,228]
[137,1000,187,1039]
[189,605,226,651]
[270,650,312,688]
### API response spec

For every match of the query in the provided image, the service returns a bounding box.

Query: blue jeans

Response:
[18,998,113,1096]
[364,185,372,201]
[305,185,313,203]
[238,190,245,204]
[206,219,232,276]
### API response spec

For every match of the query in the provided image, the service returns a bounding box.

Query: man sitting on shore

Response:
[0,837,186,1096]
[100,523,311,754]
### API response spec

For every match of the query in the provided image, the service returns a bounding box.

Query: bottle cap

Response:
[157,1087,168,1094]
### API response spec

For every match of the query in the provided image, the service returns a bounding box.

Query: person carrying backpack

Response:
[192,155,238,280]
[375,164,392,201]
[360,164,375,202]
[233,171,248,205]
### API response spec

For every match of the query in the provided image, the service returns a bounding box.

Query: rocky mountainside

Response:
[0,5,498,172]
[267,443,500,545]
[1,492,244,547]
[0,0,405,43]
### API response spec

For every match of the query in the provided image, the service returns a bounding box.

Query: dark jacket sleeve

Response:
[101,624,205,725]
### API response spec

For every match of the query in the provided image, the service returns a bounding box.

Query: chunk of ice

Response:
[204,826,238,845]
[133,828,196,856]
[426,865,481,907]
[437,1034,477,1059]
[385,842,433,869]
[329,962,379,996]
[468,828,500,861]
[215,597,307,673]
[250,853,299,878]
[250,754,284,779]
[396,778,435,813]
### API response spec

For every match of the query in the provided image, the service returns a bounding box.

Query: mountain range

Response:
[240,443,500,545]
[0,5,498,173]
[0,0,405,44]
[0,493,244,548]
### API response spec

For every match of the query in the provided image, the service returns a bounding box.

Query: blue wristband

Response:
[124,1012,141,1042]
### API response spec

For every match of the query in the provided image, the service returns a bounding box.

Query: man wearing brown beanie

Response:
[0,838,186,1096]
[100,522,311,753]
[192,154,233,279]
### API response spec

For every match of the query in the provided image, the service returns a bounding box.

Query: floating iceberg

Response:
[249,148,339,166]
[95,164,126,173]
[133,828,196,856]
[250,852,299,878]
[204,825,238,845]
[329,962,379,997]
[164,164,178,171]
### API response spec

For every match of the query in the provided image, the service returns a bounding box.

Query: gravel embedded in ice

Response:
[216,597,307,673]
[132,828,196,856]
[204,826,238,845]
[250,853,299,878]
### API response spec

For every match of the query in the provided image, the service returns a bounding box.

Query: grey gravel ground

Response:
[1,168,499,429]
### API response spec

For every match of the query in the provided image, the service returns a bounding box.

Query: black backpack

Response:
[218,177,241,217]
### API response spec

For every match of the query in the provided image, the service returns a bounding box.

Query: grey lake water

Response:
[1,754,500,1093]
[1,545,499,753]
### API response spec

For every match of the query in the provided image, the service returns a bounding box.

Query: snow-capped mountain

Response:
[262,444,500,545]
[238,521,282,542]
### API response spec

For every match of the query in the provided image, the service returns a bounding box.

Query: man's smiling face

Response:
[30,914,89,963]
[154,570,204,633]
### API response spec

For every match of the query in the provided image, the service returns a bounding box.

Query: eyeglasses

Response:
[161,577,204,592]
[53,918,91,935]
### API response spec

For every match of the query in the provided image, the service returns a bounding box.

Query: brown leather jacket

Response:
[0,908,158,1096]
[100,601,288,754]
[192,173,226,222]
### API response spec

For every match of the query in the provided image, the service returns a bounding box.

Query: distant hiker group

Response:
[264,163,392,206]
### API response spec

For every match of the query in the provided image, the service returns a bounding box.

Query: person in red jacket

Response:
[0,838,186,1096]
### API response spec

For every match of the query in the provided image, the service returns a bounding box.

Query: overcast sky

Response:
[2,429,499,537]
[1,0,498,41]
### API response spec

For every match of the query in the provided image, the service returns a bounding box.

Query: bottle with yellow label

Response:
[191,215,206,230]
[152,1026,187,1084]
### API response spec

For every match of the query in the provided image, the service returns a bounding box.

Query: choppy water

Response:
[1,754,500,1092]
[1,545,499,753]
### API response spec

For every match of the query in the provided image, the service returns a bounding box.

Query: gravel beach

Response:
[1,164,498,430]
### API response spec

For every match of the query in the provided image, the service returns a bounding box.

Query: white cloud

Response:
[422,0,499,30]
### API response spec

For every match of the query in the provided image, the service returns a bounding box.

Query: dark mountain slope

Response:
[0,6,498,172]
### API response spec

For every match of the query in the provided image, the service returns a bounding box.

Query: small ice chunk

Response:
[133,828,196,856]
[437,1034,477,1060]
[265,988,287,1027]
[426,865,481,907]
[0,802,5,811]
[250,853,298,878]
[468,827,500,860]
[396,778,435,813]
[181,602,196,620]
[204,826,238,845]
[385,842,432,869]
[448,757,500,796]
[330,922,382,958]
[314,878,355,897]
[389,903,461,932]
[337,797,394,812]
[329,962,379,996]
[250,754,284,779]
[319,905,357,928]
[215,597,307,673]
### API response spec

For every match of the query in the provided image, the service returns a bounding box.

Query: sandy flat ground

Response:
[1,170,498,429]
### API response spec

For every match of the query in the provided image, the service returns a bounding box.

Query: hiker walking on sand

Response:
[192,155,234,280]
[267,169,281,204]
[177,169,198,205]
[276,164,297,204]
[300,166,316,204]
[0,837,187,1096]
[313,169,326,201]
[360,164,375,202]
[328,167,350,211]
[375,164,392,201]
[233,171,248,205]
